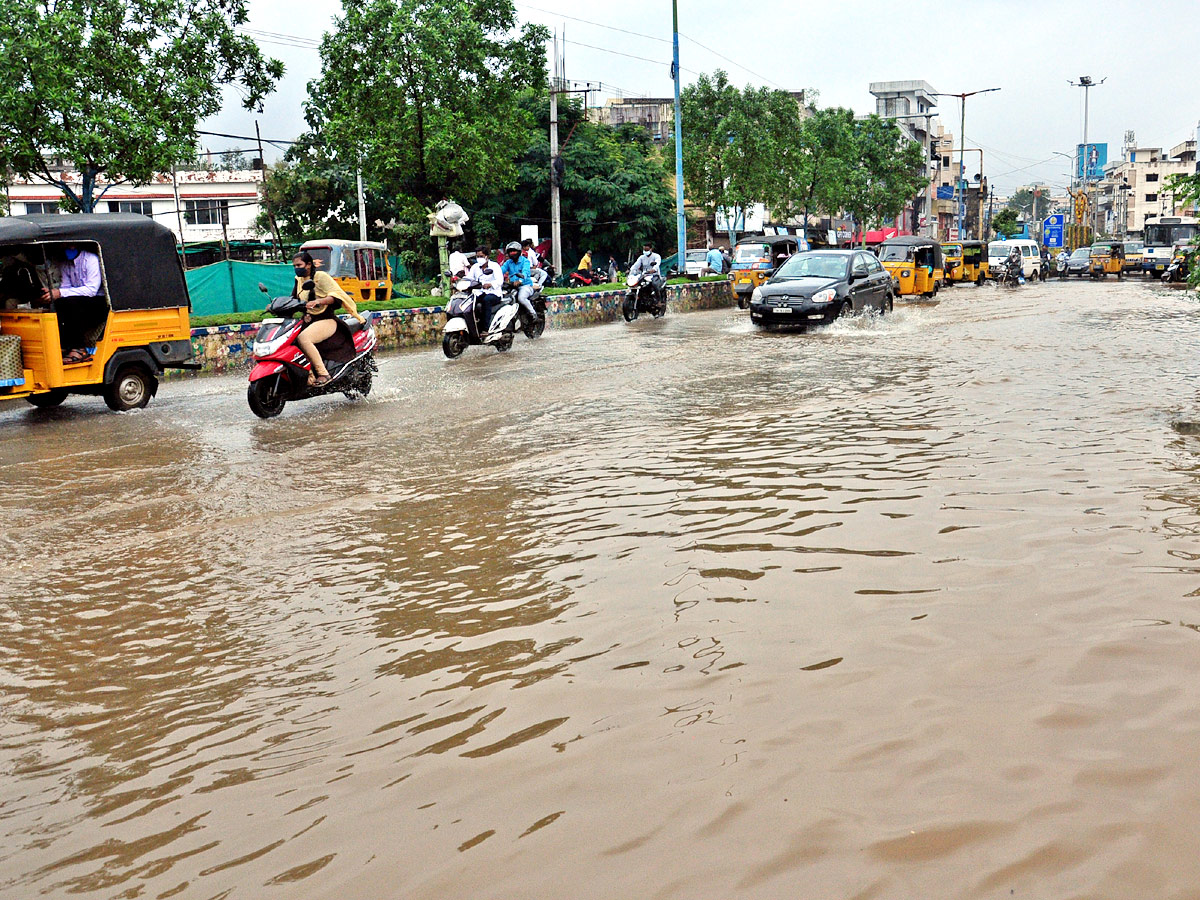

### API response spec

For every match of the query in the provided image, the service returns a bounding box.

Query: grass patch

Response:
[542,275,728,296]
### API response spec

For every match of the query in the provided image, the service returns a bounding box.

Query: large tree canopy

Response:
[472,96,676,266]
[0,0,283,212]
[311,0,548,214]
[843,115,928,237]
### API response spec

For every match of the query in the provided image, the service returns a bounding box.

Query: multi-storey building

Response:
[1099,140,1197,236]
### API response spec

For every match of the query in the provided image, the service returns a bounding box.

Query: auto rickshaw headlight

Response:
[901,269,912,277]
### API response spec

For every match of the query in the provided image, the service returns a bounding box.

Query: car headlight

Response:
[750,286,763,303]
[810,288,836,304]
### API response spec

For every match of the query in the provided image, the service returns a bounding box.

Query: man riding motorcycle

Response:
[502,241,539,322]
[1005,245,1023,281]
[629,242,665,305]
[468,246,505,329]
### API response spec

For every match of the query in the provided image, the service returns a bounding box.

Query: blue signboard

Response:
[936,185,954,200]
[1044,214,1064,228]
[1043,226,1064,248]
[1076,143,1108,181]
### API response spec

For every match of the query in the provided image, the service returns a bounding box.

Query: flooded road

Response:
[4,278,1200,898]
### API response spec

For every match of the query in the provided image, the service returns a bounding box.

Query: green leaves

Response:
[0,0,283,211]
[678,72,926,236]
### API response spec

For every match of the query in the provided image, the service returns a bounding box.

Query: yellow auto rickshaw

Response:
[299,239,393,304]
[1121,240,1143,275]
[942,242,964,283]
[879,236,945,299]
[0,214,195,411]
[960,241,989,284]
[1089,241,1124,279]
[730,234,801,308]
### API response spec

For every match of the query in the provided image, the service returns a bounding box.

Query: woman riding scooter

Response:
[292,252,366,387]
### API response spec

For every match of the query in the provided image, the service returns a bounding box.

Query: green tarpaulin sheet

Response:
[185,256,411,316]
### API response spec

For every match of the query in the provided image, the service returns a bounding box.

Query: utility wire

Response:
[564,37,699,76]
[679,32,785,89]
[515,3,671,44]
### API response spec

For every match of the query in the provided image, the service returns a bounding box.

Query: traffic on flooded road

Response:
[5,278,1200,898]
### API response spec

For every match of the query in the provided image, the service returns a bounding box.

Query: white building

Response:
[1100,140,1198,236]
[6,169,268,244]
[870,80,942,236]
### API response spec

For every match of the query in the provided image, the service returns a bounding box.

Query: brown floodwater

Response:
[3,278,1200,899]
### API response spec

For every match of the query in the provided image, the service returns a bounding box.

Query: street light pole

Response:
[1069,76,1106,240]
[671,0,686,270]
[936,88,1000,241]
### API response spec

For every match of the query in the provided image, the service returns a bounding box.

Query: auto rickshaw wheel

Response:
[103,365,155,412]
[884,292,894,313]
[26,388,68,409]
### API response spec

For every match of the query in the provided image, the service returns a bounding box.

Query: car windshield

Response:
[734,243,769,263]
[686,250,706,261]
[773,253,847,280]
[878,244,914,262]
[1071,248,1090,259]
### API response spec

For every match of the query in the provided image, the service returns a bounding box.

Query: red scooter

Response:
[246,292,378,418]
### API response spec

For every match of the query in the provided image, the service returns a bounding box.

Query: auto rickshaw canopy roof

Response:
[734,234,802,248]
[0,214,189,311]
[879,236,945,268]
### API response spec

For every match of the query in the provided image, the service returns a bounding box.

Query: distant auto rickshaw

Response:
[730,234,801,308]
[942,240,988,285]
[299,239,392,304]
[878,236,945,299]
[942,242,964,283]
[1089,241,1124,279]
[0,214,196,412]
[1121,240,1144,275]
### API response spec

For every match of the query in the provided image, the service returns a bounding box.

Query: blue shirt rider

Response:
[502,242,538,321]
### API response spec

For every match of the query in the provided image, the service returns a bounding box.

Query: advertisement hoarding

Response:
[1076,143,1108,181]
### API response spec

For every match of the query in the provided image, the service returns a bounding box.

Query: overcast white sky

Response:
[203,0,1200,196]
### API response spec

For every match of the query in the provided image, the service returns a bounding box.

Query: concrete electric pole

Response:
[549,32,563,278]
[671,0,686,270]
[935,88,1000,241]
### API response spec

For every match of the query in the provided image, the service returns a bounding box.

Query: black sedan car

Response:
[1066,246,1091,276]
[749,249,894,329]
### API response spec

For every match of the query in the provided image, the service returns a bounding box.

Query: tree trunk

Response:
[80,165,98,213]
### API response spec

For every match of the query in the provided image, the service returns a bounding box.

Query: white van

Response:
[988,239,1043,279]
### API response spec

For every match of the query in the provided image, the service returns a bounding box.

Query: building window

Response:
[183,199,229,226]
[1145,173,1159,182]
[107,200,154,215]
[21,201,60,214]
[1146,194,1158,203]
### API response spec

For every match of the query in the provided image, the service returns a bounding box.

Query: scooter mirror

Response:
[258,282,268,294]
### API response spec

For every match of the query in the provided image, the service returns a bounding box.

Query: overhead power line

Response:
[678,32,785,89]
[564,37,699,76]
[515,3,671,44]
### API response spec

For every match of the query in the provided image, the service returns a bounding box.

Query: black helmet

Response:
[505,241,522,254]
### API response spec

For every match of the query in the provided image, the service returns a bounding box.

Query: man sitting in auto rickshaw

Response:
[35,245,106,365]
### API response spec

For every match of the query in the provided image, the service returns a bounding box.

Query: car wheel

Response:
[837,301,853,319]
[884,291,894,313]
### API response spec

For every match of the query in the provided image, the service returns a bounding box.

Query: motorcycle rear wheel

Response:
[524,315,545,339]
[495,333,514,352]
[248,378,287,418]
[443,332,468,359]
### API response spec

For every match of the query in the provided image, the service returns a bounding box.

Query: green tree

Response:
[0,0,282,212]
[472,96,675,264]
[308,0,548,271]
[678,72,809,233]
[1006,186,1050,219]
[992,208,1020,237]
[791,106,857,227]
[843,115,927,242]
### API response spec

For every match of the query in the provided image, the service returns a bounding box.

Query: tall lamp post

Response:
[935,88,1000,240]
[1069,76,1106,239]
[671,0,686,270]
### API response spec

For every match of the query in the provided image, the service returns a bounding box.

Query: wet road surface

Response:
[4,278,1200,898]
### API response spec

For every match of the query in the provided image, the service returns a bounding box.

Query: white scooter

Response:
[442,277,521,358]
